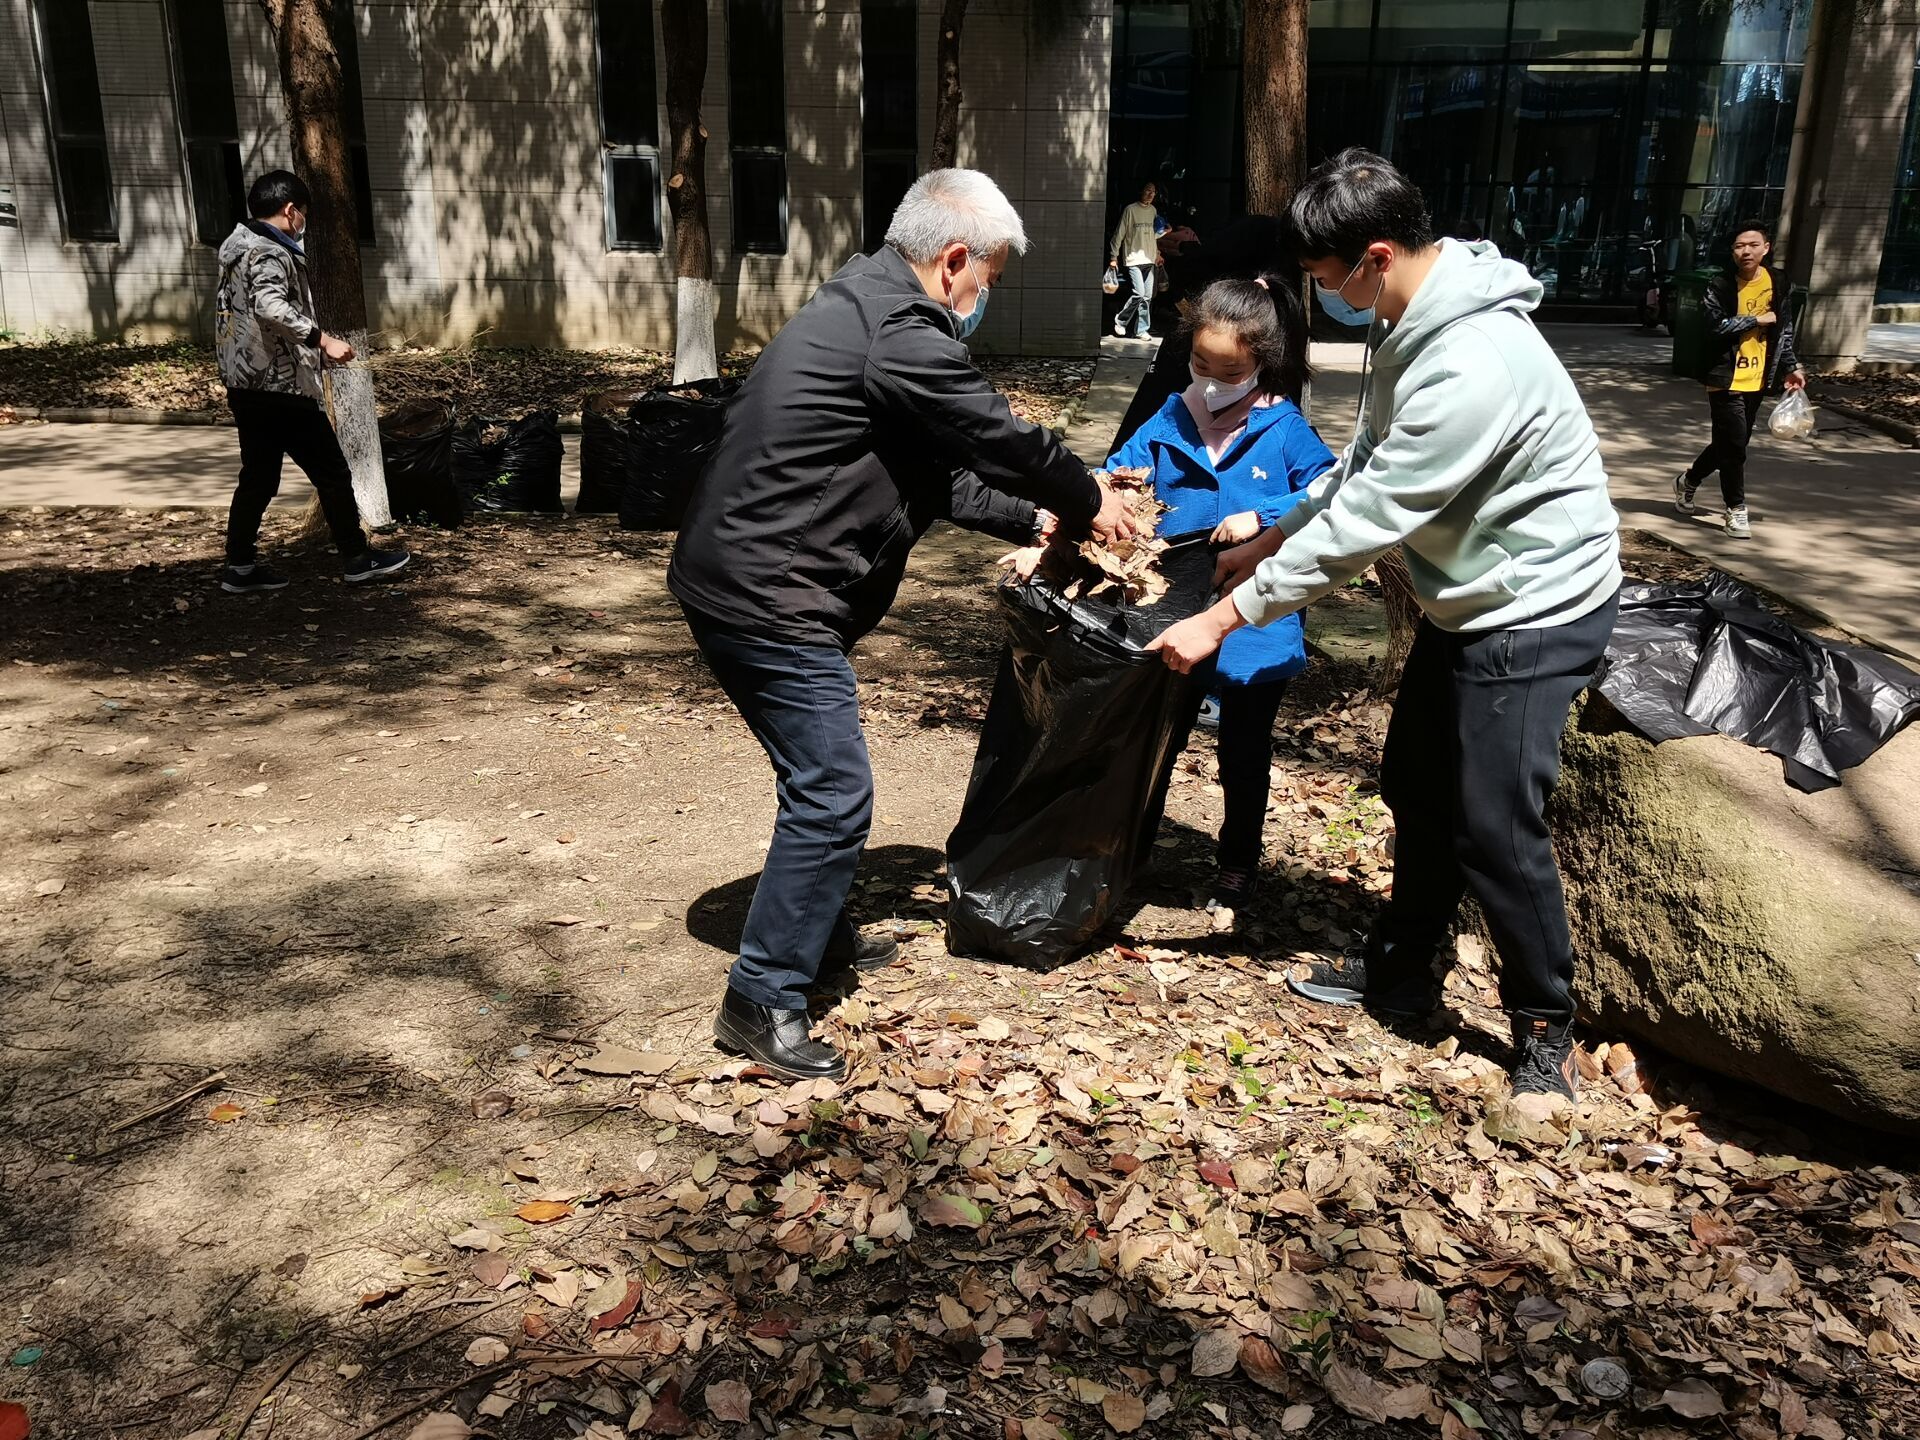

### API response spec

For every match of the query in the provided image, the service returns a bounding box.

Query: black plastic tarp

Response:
[618,378,741,531]
[1595,574,1920,792]
[380,401,462,528]
[945,540,1214,965]
[452,410,564,514]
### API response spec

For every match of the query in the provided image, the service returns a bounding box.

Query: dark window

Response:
[331,0,377,246]
[728,0,788,253]
[595,0,663,250]
[1877,60,1920,304]
[862,0,917,251]
[31,0,116,242]
[166,0,245,245]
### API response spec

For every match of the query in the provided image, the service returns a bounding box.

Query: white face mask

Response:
[1190,365,1259,412]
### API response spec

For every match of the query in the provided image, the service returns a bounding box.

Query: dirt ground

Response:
[2,515,1918,1440]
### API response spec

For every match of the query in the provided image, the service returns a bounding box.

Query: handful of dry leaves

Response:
[1034,466,1174,605]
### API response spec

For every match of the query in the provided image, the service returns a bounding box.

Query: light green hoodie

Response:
[1234,238,1621,635]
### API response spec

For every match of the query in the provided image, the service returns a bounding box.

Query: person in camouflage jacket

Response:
[212,170,407,592]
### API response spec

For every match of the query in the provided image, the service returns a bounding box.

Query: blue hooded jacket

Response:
[1108,395,1334,686]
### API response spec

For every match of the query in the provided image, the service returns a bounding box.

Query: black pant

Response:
[682,608,872,1010]
[226,389,365,564]
[1150,671,1289,871]
[1377,598,1617,1023]
[1684,388,1763,509]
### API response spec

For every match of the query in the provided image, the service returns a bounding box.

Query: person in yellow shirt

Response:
[1673,221,1806,539]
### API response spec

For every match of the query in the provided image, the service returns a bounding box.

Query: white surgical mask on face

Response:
[1190,365,1259,412]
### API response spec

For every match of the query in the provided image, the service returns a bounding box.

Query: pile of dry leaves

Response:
[1036,467,1175,605]
[347,919,1920,1440]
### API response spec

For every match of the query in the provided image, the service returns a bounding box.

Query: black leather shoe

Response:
[712,989,847,1081]
[822,926,900,973]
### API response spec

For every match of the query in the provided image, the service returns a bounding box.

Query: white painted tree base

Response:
[671,278,719,385]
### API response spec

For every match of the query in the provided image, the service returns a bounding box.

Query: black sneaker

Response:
[1509,1017,1578,1103]
[220,562,290,594]
[344,546,411,582]
[1288,935,1441,1018]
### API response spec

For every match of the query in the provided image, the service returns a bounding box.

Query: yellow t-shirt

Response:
[1729,271,1773,393]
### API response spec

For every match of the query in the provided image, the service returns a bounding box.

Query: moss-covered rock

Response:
[1554,702,1920,1134]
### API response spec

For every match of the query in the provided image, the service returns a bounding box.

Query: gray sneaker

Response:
[1672,472,1699,515]
[1725,504,1751,539]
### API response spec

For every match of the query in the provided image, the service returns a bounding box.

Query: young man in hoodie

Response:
[214,171,408,592]
[1672,221,1806,539]
[1148,149,1621,1107]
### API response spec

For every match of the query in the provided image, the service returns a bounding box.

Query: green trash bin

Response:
[1670,267,1723,379]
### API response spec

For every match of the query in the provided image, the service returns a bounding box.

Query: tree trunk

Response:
[1241,0,1308,218]
[662,0,718,384]
[256,0,387,533]
[929,0,970,170]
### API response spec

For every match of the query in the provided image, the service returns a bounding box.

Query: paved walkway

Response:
[2,325,1914,657]
[1307,325,1920,661]
[1865,322,1920,366]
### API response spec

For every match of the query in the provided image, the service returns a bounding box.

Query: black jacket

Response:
[669,247,1100,650]
[1701,265,1803,391]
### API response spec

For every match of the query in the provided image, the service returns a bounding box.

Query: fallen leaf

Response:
[472,1253,511,1288]
[856,1089,911,1122]
[532,1269,580,1308]
[33,878,64,896]
[1382,1325,1444,1361]
[1662,1378,1726,1419]
[1102,1392,1147,1433]
[705,1379,752,1423]
[207,1102,244,1123]
[588,1278,644,1334]
[1281,1404,1315,1433]
[404,1417,472,1440]
[974,1016,1012,1041]
[463,1336,509,1365]
[1241,1335,1289,1392]
[515,1200,573,1224]
[1189,1327,1240,1377]
[0,1402,27,1440]
[546,914,586,926]
[470,1090,514,1119]
[577,1045,678,1076]
[1323,1362,1429,1424]
[644,1379,691,1435]
[449,1227,504,1252]
[922,1193,987,1228]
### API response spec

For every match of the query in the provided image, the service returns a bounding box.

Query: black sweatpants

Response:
[225,389,365,564]
[1684,388,1763,509]
[1376,598,1617,1023]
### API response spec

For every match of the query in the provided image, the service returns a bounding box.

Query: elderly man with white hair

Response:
[669,168,1136,1080]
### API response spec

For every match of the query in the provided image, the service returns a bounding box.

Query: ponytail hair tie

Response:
[1254,277,1270,291]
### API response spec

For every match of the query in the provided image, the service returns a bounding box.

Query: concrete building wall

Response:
[0,0,1112,356]
[1784,0,1919,366]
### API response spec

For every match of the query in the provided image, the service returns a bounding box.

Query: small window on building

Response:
[595,0,664,251]
[166,0,246,245]
[862,0,917,252]
[728,0,788,254]
[31,0,117,242]
[332,0,377,246]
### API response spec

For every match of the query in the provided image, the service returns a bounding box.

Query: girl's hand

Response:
[1213,528,1283,593]
[1211,511,1261,545]
[998,546,1045,582]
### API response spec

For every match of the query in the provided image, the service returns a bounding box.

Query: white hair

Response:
[884,168,1029,263]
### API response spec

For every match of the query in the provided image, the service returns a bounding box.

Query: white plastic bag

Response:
[1101,264,1120,295]
[1768,388,1816,440]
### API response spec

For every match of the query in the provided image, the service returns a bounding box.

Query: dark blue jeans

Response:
[683,609,874,1010]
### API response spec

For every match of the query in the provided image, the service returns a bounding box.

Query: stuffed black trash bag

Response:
[619,377,742,531]
[452,410,565,515]
[380,400,462,528]
[577,387,650,515]
[945,536,1215,966]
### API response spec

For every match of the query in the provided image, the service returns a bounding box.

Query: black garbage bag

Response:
[618,377,741,531]
[946,540,1215,965]
[380,401,462,528]
[577,387,647,515]
[452,410,564,514]
[1595,573,1920,792]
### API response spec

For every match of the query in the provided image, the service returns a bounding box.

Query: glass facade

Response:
[1879,56,1920,306]
[1109,0,1815,310]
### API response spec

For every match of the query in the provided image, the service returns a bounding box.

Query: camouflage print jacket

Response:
[215,220,325,401]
